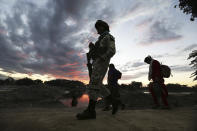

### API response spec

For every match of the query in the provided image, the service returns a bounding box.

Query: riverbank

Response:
[1,85,197,131]
[1,85,197,109]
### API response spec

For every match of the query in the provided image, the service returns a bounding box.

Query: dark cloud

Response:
[182,44,197,52]
[171,65,193,72]
[0,0,143,81]
[136,17,153,28]
[0,0,94,80]
[119,61,145,72]
[1,0,184,81]
[151,53,171,58]
[152,54,165,58]
[121,72,147,80]
[131,62,145,68]
[140,20,182,45]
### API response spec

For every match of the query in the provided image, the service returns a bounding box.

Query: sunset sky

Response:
[0,0,197,86]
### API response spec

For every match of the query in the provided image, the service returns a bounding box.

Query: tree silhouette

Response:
[4,77,15,85]
[15,77,35,85]
[130,81,142,88]
[188,50,197,80]
[34,79,43,85]
[175,0,197,21]
[44,79,85,88]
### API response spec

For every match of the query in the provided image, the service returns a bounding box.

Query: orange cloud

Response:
[60,62,79,68]
[77,53,84,59]
[51,70,89,84]
[66,51,76,55]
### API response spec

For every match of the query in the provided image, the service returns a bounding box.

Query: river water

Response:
[143,91,194,95]
[60,94,89,108]
[60,91,195,107]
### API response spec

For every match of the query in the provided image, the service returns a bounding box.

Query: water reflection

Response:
[60,94,103,108]
[60,94,89,108]
[144,91,193,95]
[71,96,78,107]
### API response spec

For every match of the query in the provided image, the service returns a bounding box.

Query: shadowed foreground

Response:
[0,107,196,131]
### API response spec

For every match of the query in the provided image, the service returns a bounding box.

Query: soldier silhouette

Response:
[76,20,116,120]
[103,64,125,114]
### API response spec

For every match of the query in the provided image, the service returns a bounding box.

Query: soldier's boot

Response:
[76,99,96,120]
[112,99,119,115]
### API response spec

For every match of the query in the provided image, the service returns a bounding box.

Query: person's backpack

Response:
[116,70,122,79]
[160,64,171,78]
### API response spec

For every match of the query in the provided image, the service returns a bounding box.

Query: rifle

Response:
[86,42,95,79]
[86,52,92,79]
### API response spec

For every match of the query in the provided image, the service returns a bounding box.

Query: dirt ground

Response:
[0,106,196,131]
[0,86,197,131]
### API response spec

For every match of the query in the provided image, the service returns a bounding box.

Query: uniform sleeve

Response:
[100,34,116,60]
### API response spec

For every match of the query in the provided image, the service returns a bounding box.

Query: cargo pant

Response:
[88,58,111,101]
[149,81,168,106]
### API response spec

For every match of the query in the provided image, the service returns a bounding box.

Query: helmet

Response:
[95,20,109,32]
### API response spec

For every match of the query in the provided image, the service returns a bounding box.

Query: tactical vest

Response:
[93,32,114,60]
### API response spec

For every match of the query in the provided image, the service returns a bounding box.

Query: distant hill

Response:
[0,77,85,89]
[44,79,85,88]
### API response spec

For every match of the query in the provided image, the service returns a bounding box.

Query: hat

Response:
[95,20,109,32]
[144,55,152,63]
